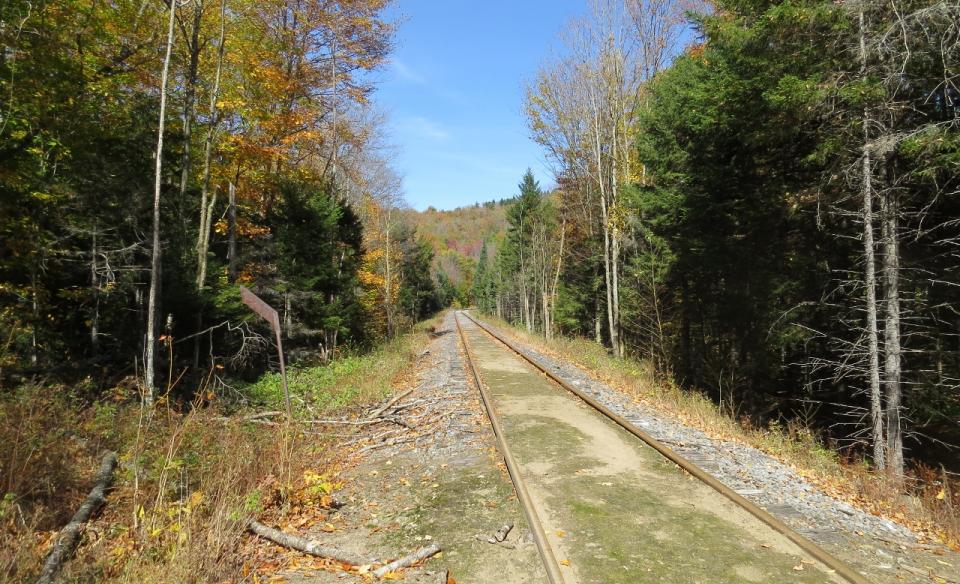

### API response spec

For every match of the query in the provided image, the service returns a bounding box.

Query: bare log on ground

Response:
[247,519,375,566]
[372,543,441,579]
[36,451,118,584]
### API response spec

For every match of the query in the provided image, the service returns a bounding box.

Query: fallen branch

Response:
[372,543,441,579]
[36,451,118,584]
[354,436,416,456]
[308,418,385,426]
[247,519,375,566]
[367,388,414,420]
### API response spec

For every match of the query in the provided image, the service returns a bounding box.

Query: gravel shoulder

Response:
[475,313,960,584]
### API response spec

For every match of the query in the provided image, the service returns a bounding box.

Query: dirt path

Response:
[459,315,849,584]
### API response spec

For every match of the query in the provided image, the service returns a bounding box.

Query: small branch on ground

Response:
[246,519,376,566]
[367,388,414,420]
[371,543,442,579]
[36,451,118,584]
[494,523,513,542]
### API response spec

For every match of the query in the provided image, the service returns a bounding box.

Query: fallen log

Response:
[372,543,441,579]
[36,451,118,584]
[246,519,375,566]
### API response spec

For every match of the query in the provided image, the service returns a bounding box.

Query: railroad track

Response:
[453,310,870,584]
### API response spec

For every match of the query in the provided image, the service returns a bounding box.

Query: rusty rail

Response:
[458,310,872,584]
[453,312,566,584]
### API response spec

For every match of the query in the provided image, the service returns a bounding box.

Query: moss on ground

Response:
[466,325,838,584]
[380,455,545,582]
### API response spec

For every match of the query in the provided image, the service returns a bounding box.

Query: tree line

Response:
[0,0,445,402]
[473,0,959,477]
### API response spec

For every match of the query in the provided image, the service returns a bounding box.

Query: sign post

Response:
[239,286,292,420]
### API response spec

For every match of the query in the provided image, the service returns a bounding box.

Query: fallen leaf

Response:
[560,559,571,566]
[556,530,566,537]
[793,564,804,571]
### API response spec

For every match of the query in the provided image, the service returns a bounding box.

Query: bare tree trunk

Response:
[227,181,237,283]
[90,228,99,353]
[30,266,37,365]
[548,219,566,341]
[595,294,602,344]
[178,3,203,201]
[384,205,394,337]
[858,5,884,470]
[882,187,903,476]
[193,0,227,369]
[145,0,178,404]
[195,0,226,291]
[611,222,623,357]
[600,194,620,356]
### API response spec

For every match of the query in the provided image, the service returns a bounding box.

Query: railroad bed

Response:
[454,311,866,584]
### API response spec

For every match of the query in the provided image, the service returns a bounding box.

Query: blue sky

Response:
[377,0,584,211]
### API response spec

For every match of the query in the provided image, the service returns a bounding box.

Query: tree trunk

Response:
[858,6,885,470]
[178,5,203,201]
[384,206,394,338]
[36,452,118,584]
[145,0,178,404]
[882,186,903,476]
[227,181,237,283]
[611,220,623,357]
[547,219,565,341]
[196,0,226,291]
[594,294,602,344]
[600,194,620,356]
[90,228,99,354]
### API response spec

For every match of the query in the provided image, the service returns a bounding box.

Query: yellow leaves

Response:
[936,488,947,501]
[560,559,571,567]
[187,490,204,510]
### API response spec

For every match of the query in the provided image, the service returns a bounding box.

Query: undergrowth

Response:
[0,318,436,583]
[487,315,960,550]
[244,328,430,414]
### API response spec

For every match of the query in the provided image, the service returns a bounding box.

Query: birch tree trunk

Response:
[145,0,179,404]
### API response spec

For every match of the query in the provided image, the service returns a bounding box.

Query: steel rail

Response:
[460,310,872,584]
[453,312,567,584]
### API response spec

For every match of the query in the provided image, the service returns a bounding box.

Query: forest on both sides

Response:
[0,0,452,399]
[468,0,960,484]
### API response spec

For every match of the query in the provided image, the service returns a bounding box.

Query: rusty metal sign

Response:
[240,285,291,419]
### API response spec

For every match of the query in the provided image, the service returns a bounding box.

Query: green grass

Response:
[243,318,439,415]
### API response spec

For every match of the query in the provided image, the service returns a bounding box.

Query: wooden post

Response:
[240,286,292,419]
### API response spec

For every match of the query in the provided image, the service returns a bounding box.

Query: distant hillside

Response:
[401,199,512,289]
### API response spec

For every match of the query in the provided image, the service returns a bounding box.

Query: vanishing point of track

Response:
[453,310,870,584]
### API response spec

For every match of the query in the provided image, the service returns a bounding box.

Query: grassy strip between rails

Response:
[479,314,960,551]
[0,316,439,583]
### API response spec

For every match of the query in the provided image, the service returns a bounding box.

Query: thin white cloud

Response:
[390,58,426,84]
[401,116,450,141]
